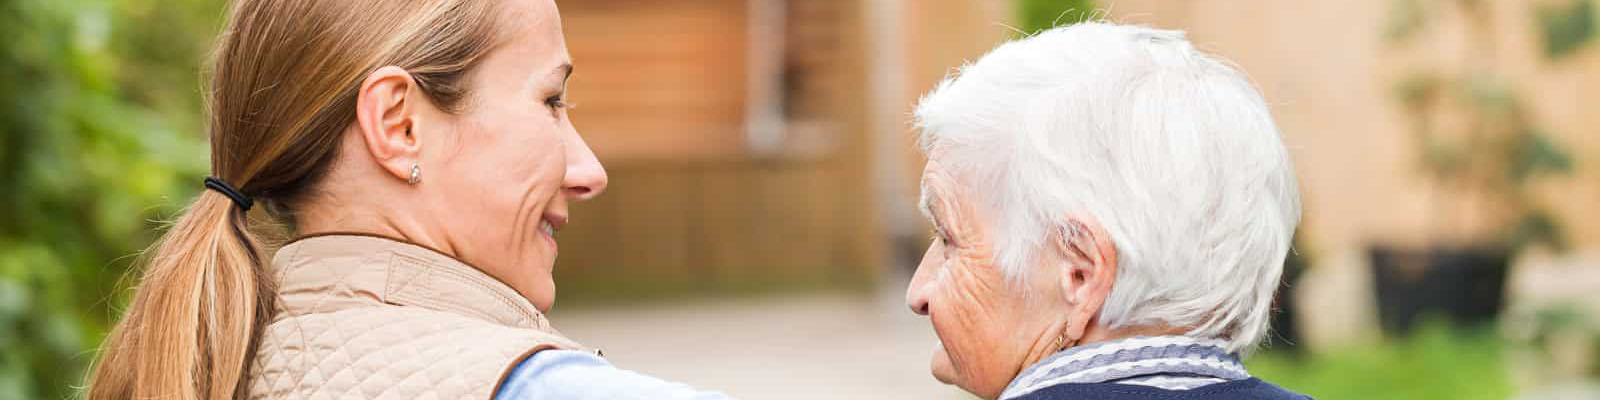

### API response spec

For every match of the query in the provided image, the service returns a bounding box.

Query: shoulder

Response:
[261,305,559,353]
[251,306,565,399]
[1012,378,1312,400]
[495,350,730,400]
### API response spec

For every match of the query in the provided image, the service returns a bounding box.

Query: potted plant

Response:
[1373,0,1584,335]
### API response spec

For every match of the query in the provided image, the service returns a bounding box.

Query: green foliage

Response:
[1508,130,1575,184]
[0,0,223,397]
[1538,0,1597,59]
[1384,0,1428,43]
[1017,0,1097,34]
[1249,322,1514,400]
[1384,0,1584,253]
[1511,210,1568,252]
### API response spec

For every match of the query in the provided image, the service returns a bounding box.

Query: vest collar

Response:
[270,233,557,332]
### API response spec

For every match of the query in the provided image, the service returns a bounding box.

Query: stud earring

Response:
[408,163,421,185]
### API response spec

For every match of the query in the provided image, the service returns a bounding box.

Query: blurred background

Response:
[3,0,1599,398]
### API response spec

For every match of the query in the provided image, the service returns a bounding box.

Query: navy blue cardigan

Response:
[1012,378,1312,400]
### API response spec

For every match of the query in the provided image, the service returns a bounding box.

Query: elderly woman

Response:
[905,23,1309,400]
[87,0,726,399]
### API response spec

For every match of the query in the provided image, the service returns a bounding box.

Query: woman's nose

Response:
[907,287,931,316]
[905,243,940,316]
[563,130,608,201]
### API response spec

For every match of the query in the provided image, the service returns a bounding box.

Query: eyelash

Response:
[546,94,571,110]
[931,227,951,245]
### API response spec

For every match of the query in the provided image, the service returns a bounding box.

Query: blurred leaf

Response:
[1537,0,1596,59]
[1421,136,1466,179]
[1017,0,1097,34]
[1509,209,1567,252]
[1463,74,1519,121]
[0,0,222,396]
[1394,73,1442,113]
[1534,304,1590,336]
[1508,131,1575,183]
[1386,0,1428,44]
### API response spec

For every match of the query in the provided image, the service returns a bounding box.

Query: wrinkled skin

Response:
[906,154,1131,399]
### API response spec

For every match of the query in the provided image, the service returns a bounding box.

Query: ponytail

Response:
[87,190,276,400]
[86,0,512,397]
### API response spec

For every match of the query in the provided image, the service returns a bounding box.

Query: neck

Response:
[1082,324,1189,346]
[295,197,457,259]
[1016,322,1188,378]
[295,132,454,257]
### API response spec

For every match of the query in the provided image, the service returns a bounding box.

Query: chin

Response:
[932,343,1003,399]
[532,290,555,312]
[931,344,958,385]
[528,271,557,312]
[506,261,557,312]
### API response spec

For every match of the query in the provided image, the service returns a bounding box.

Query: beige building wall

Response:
[867,0,1020,269]
[873,0,1600,348]
[1106,0,1600,256]
[1098,0,1600,347]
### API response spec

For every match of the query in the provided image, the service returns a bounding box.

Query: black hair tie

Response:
[204,176,254,211]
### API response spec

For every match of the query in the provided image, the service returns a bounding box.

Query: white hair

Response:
[914,22,1301,353]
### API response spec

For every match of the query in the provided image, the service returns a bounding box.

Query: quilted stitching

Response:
[246,236,584,400]
[250,300,554,399]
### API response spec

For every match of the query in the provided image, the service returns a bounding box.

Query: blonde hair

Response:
[87,1,509,399]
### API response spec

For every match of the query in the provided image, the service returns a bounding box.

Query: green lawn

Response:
[1248,324,1514,400]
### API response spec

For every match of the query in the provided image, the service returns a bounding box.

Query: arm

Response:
[494,349,732,400]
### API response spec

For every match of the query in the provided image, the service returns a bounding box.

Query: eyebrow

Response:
[556,63,573,84]
[918,191,938,222]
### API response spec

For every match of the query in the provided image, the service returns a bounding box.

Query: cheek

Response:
[475,108,565,184]
[444,107,565,307]
[926,249,1036,393]
[447,107,567,220]
[927,258,1003,369]
[437,107,566,251]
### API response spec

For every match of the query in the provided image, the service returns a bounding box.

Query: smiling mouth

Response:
[539,219,556,237]
[538,214,567,253]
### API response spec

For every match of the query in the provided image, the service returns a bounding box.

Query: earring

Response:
[1055,330,1072,351]
[408,163,421,184]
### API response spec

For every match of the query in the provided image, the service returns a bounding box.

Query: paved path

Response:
[548,287,976,399]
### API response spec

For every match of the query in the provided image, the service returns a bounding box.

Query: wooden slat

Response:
[560,0,750,161]
[551,0,883,303]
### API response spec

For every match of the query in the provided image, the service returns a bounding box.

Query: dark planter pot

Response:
[1368,245,1510,335]
[1269,249,1307,352]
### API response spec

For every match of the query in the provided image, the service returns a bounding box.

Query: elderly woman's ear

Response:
[1050,218,1118,346]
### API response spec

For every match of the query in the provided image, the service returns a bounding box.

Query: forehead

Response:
[919,152,952,192]
[919,158,951,215]
[486,0,569,74]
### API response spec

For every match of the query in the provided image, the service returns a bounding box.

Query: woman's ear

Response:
[1053,217,1119,344]
[354,66,424,183]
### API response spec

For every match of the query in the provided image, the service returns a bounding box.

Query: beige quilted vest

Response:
[247,234,593,399]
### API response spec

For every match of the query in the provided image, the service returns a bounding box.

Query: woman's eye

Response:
[545,96,569,109]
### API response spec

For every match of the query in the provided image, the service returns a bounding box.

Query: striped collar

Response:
[998,335,1250,399]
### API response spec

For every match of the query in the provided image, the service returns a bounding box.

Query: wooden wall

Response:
[551,0,884,303]
[559,0,751,161]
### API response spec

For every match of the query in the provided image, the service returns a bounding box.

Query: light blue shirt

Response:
[494,350,731,400]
